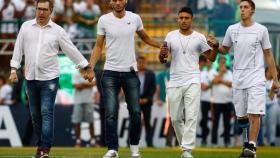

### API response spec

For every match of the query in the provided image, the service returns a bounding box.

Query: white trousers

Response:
[167,83,201,150]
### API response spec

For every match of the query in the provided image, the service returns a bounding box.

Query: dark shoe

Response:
[239,143,256,158]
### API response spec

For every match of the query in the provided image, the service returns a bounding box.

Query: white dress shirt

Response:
[10,19,88,81]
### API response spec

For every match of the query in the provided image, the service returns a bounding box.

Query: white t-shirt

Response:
[212,70,233,104]
[0,84,12,105]
[200,69,215,102]
[165,30,211,88]
[97,11,144,72]
[223,22,271,89]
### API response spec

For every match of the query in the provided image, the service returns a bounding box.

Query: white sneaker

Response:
[181,150,193,158]
[103,150,119,158]
[130,145,140,158]
[131,152,141,158]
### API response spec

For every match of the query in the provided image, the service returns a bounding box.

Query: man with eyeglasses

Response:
[9,0,93,157]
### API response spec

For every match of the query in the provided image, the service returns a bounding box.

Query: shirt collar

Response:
[32,18,54,28]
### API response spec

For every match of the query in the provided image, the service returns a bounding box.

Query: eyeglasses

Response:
[36,7,49,12]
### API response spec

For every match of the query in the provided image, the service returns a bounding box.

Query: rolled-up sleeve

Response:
[10,24,24,69]
[58,29,89,68]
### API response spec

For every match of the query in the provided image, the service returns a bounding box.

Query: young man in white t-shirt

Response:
[159,7,218,158]
[85,0,161,157]
[209,0,280,157]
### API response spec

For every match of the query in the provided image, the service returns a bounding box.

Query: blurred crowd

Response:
[0,0,101,39]
[0,0,242,40]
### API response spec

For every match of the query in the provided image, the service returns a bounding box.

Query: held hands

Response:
[159,42,168,64]
[81,67,95,82]
[207,34,219,49]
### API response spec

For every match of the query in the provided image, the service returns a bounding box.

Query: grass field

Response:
[0,147,279,158]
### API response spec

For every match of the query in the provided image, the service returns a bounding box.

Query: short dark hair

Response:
[178,7,193,17]
[241,0,255,10]
[36,0,54,11]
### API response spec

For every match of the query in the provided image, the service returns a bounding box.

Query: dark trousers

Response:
[140,104,153,146]
[101,70,141,150]
[211,102,232,145]
[199,101,211,143]
[26,78,59,148]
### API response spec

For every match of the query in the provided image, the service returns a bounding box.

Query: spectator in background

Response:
[211,56,233,147]
[197,0,214,14]
[53,0,79,39]
[199,55,214,146]
[209,0,234,37]
[72,69,97,147]
[137,56,156,147]
[263,68,279,146]
[62,0,78,38]
[0,75,12,105]
[76,0,100,38]
[17,0,36,21]
[0,0,17,49]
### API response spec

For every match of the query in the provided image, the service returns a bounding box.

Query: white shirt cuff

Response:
[10,60,21,69]
[76,60,89,69]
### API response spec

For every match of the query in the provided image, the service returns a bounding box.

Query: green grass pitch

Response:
[0,147,279,158]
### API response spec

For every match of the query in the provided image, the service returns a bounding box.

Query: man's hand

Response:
[269,80,280,99]
[207,34,219,48]
[9,71,18,83]
[81,67,95,82]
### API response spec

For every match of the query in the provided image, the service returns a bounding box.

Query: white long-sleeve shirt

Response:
[10,19,88,81]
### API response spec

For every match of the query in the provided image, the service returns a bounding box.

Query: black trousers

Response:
[140,104,153,147]
[200,101,211,143]
[211,103,233,145]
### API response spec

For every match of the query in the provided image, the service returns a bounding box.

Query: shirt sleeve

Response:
[58,29,88,68]
[10,23,25,69]
[222,27,232,47]
[97,17,105,35]
[261,27,272,50]
[200,35,211,54]
[136,14,144,31]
